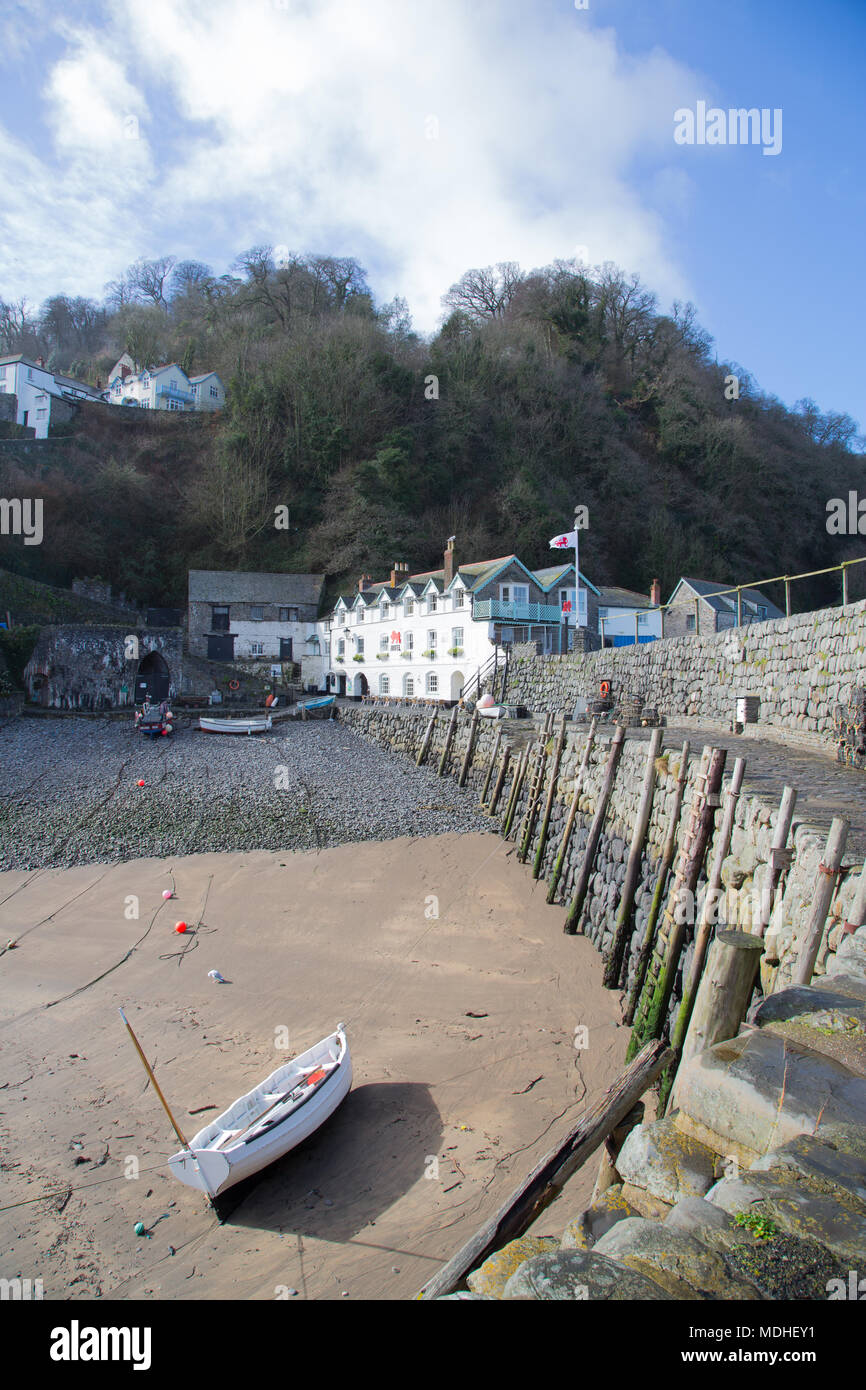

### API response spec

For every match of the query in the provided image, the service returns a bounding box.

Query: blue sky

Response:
[1,0,863,433]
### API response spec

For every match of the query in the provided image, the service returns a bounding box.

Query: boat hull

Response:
[199,716,272,734]
[168,1028,352,1196]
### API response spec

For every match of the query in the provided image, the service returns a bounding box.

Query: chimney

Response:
[121,364,131,380]
[443,536,456,588]
[390,561,409,587]
[650,578,661,606]
[36,356,45,368]
[358,573,372,593]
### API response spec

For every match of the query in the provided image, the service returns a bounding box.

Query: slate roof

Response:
[597,585,657,610]
[188,570,325,608]
[675,577,784,618]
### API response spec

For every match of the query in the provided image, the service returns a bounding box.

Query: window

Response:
[427,593,437,613]
[381,602,390,620]
[279,607,299,623]
[212,605,230,631]
[250,605,264,621]
[757,605,767,619]
[686,614,696,632]
[37,407,47,419]
[210,384,219,398]
[404,676,415,696]
[637,613,648,626]
[357,607,365,622]
[427,629,437,651]
[27,368,33,381]
[338,639,345,656]
[404,599,415,616]
[452,589,464,607]
[379,676,390,695]
[426,672,438,694]
[451,627,463,650]
[356,637,365,654]
[404,631,414,651]
[250,642,265,656]
[379,634,389,652]
[337,611,345,625]
[0,367,6,379]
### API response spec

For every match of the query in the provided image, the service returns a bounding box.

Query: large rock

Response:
[672,1029,866,1160]
[466,1235,560,1297]
[700,1224,851,1301]
[502,1249,673,1301]
[593,1217,762,1300]
[749,1131,866,1204]
[749,981,866,1077]
[827,927,866,985]
[706,1166,866,1264]
[616,1116,719,1205]
[560,1185,642,1251]
[664,1196,739,1239]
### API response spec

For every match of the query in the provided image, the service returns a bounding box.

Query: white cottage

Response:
[108,362,226,413]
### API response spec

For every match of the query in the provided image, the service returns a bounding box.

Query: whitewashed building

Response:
[0,354,100,438]
[108,362,226,413]
[187,571,325,676]
[597,582,663,646]
[315,541,595,703]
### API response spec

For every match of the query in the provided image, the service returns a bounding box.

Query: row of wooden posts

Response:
[415,704,866,1296]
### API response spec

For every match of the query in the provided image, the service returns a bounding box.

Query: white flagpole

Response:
[574,507,581,643]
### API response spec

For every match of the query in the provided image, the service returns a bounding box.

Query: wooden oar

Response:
[217,1063,338,1149]
[119,1007,190,1151]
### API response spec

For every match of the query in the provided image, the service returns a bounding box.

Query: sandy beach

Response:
[0,832,627,1301]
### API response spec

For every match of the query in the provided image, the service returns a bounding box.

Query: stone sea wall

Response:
[503,598,866,745]
[338,706,863,1012]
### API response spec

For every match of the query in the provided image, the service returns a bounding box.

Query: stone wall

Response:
[502,598,866,745]
[338,706,861,1022]
[23,626,183,710]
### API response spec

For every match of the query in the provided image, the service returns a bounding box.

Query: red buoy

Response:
[137,779,145,787]
[175,921,188,933]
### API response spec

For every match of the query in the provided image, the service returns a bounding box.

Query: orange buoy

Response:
[228,679,240,691]
[599,681,611,699]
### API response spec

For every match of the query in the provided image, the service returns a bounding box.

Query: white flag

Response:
[549,530,577,550]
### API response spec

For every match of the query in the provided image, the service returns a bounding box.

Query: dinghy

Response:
[168,1025,352,1197]
[199,715,272,735]
[300,695,335,712]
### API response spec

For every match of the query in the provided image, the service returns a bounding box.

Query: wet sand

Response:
[0,833,626,1300]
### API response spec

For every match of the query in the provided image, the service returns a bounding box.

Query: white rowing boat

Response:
[199,715,272,735]
[168,1025,352,1197]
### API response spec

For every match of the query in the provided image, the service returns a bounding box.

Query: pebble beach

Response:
[0,715,494,871]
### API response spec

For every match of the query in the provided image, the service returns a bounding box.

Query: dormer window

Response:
[452,589,464,608]
[427,594,437,613]
[404,599,414,616]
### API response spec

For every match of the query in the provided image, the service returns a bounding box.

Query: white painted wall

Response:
[597,605,662,642]
[0,360,55,438]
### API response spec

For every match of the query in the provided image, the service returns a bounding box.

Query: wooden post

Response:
[694,596,700,636]
[673,929,765,1088]
[478,726,502,807]
[794,817,850,985]
[458,708,480,788]
[487,743,512,817]
[437,704,459,777]
[627,746,727,1057]
[604,728,664,988]
[502,744,531,839]
[842,562,849,608]
[634,612,640,646]
[416,1040,672,1301]
[416,713,436,767]
[599,616,606,648]
[590,1102,645,1206]
[564,725,626,935]
[546,718,598,904]
[754,785,797,938]
[737,587,743,626]
[784,578,791,618]
[624,740,691,1024]
[532,714,567,879]
[660,607,666,639]
[661,757,746,1108]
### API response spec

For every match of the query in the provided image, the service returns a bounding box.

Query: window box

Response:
[352,654,364,662]
[421,649,435,659]
[335,656,344,663]
[447,647,464,657]
[400,650,413,658]
[376,652,389,661]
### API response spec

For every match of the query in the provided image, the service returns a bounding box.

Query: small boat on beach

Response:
[299,695,335,714]
[167,1025,352,1197]
[199,715,272,734]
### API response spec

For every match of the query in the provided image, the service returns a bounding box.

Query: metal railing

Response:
[473,598,563,622]
[659,555,866,637]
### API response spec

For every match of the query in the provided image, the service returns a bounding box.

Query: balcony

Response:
[156,384,194,403]
[473,599,563,623]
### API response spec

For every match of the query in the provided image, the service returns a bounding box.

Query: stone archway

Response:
[136,650,170,702]
[352,672,369,699]
[450,669,465,702]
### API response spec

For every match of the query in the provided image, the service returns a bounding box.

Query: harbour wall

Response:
[502,597,866,747]
[338,706,863,1024]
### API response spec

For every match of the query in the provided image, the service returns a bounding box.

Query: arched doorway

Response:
[136,650,170,702]
[450,670,464,702]
[352,672,368,699]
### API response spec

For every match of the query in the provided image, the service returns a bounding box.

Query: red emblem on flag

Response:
[554,537,568,547]
[561,600,572,613]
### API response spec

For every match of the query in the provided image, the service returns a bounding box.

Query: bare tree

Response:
[127,256,178,309]
[441,262,525,321]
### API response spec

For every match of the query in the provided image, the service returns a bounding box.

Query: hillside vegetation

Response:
[1,252,864,611]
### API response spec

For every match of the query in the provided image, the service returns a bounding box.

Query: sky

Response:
[1,0,864,431]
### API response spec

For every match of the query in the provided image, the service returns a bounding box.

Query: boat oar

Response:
[119,1007,191,1153]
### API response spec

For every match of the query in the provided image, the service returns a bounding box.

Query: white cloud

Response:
[0,0,704,327]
